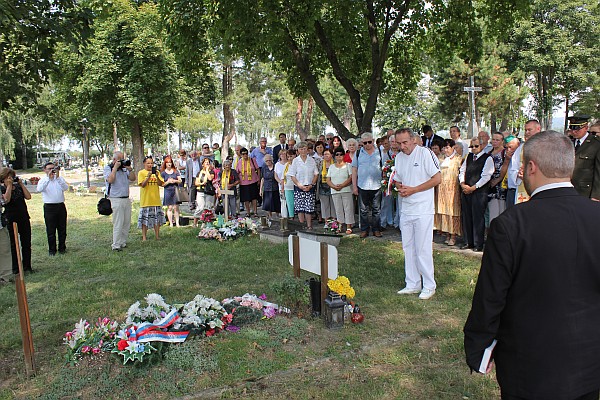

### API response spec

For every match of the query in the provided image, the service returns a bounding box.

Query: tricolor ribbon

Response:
[130,309,189,343]
[385,170,396,196]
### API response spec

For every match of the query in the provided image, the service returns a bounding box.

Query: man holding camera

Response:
[104,152,136,251]
[37,162,69,255]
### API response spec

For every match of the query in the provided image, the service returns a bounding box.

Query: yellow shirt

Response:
[138,170,163,207]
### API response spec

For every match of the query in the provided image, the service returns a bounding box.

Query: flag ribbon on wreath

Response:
[385,170,396,196]
[133,309,189,343]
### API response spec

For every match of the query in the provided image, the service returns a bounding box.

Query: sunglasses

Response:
[363,140,373,144]
[334,153,344,156]
[203,146,209,149]
[469,145,480,149]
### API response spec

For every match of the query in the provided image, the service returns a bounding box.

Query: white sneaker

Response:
[397,287,421,295]
[419,288,435,300]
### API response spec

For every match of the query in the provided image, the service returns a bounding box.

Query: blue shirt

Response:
[351,147,382,190]
[103,165,131,198]
[250,147,273,168]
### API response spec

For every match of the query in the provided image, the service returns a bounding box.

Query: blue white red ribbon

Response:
[131,309,189,343]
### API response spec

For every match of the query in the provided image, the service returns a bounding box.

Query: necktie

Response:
[575,139,581,152]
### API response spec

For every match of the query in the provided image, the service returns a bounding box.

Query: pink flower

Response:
[263,307,277,319]
[102,317,110,325]
[92,347,101,354]
[81,346,91,353]
[65,332,73,339]
[259,293,267,300]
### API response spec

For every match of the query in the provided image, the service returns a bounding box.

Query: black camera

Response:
[110,159,131,170]
[52,166,60,173]
[13,176,19,182]
[151,166,157,175]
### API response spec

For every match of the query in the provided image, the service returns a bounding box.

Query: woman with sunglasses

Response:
[160,156,182,227]
[235,147,260,216]
[327,147,354,234]
[138,156,166,241]
[288,142,318,229]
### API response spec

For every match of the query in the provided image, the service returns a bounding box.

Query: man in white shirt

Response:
[394,128,441,300]
[504,135,522,209]
[37,162,69,255]
[459,138,494,252]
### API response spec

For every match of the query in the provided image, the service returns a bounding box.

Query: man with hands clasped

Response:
[37,162,69,255]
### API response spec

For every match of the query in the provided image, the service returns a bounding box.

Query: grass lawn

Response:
[0,192,500,399]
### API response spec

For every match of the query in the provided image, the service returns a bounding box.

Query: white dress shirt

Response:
[37,176,69,203]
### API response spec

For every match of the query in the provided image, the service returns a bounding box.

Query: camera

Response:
[151,166,157,175]
[110,159,131,170]
[13,176,19,182]
[52,166,60,173]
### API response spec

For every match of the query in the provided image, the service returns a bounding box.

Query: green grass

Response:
[0,192,500,399]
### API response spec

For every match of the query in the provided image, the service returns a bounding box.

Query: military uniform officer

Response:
[569,114,600,200]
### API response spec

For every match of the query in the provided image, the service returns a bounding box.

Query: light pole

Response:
[80,118,90,188]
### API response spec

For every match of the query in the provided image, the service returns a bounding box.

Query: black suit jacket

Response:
[464,187,600,399]
[273,144,287,162]
[421,134,443,148]
[572,135,600,199]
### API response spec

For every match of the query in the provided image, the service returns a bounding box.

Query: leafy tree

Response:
[52,0,182,170]
[506,0,599,129]
[161,0,528,139]
[0,0,90,108]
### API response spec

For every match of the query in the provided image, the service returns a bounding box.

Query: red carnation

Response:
[205,328,216,337]
[117,340,129,351]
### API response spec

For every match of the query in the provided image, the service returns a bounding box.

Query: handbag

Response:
[97,184,113,216]
[175,186,189,203]
[204,181,216,196]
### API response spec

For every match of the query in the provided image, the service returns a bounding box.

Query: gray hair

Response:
[346,138,358,146]
[523,131,574,178]
[397,127,417,138]
[361,132,373,141]
[113,151,124,160]
[296,141,308,149]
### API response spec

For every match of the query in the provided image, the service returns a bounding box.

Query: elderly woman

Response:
[343,138,358,163]
[138,156,165,241]
[288,142,318,229]
[327,147,354,234]
[0,168,32,274]
[436,139,462,246]
[160,156,182,227]
[236,147,260,216]
[260,154,281,218]
[217,159,240,219]
[317,148,336,221]
[193,158,216,226]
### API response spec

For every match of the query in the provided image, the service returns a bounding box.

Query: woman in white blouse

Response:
[288,142,318,229]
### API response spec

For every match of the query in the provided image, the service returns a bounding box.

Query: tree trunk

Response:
[343,98,353,131]
[295,98,304,139]
[221,63,236,158]
[131,120,145,172]
[490,115,497,134]
[113,122,119,151]
[564,95,570,134]
[178,129,182,151]
[500,118,508,132]
[304,97,313,138]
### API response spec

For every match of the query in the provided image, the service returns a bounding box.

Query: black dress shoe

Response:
[459,244,473,250]
[49,251,56,256]
[473,247,484,252]
[59,249,67,254]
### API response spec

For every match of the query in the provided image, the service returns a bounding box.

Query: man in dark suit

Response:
[273,133,288,162]
[185,151,201,210]
[568,114,600,200]
[464,131,600,400]
[421,125,443,149]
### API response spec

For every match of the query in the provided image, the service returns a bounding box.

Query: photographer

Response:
[137,156,165,241]
[104,152,136,251]
[0,167,33,274]
[37,162,69,255]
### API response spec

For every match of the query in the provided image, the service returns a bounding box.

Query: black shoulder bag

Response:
[97,184,113,215]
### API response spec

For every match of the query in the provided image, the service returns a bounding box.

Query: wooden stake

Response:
[12,222,35,376]
[320,242,329,313]
[292,235,300,278]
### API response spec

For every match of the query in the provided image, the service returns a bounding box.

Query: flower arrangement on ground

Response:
[323,218,342,234]
[198,227,222,240]
[381,158,398,197]
[327,276,355,299]
[199,209,216,224]
[197,216,259,241]
[64,317,119,364]
[172,294,232,337]
[126,293,173,324]
[222,293,284,330]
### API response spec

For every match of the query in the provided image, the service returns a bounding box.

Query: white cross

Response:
[220,187,235,221]
[464,76,482,138]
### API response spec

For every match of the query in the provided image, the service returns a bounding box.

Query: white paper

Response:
[478,339,497,374]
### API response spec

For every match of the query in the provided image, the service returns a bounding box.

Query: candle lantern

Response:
[324,291,345,329]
